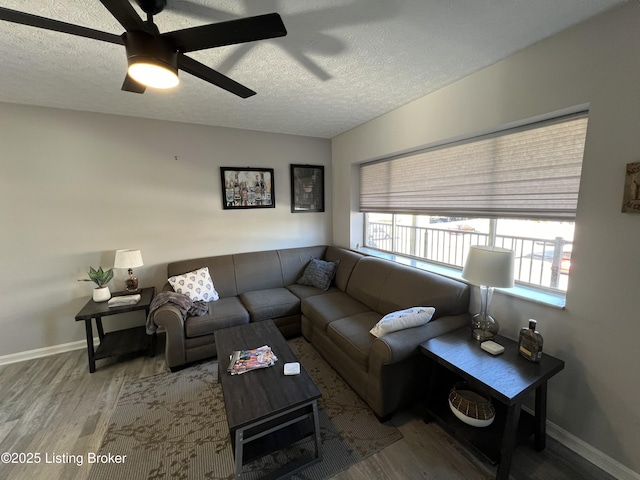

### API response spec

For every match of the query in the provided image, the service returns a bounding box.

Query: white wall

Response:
[0,103,331,356]
[333,2,640,477]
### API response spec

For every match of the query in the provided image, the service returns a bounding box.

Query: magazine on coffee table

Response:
[227,345,278,375]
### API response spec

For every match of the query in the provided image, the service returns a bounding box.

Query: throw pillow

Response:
[168,267,219,302]
[370,306,436,338]
[296,257,340,291]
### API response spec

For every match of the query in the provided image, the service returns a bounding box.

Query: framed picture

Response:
[622,162,640,213]
[220,167,275,209]
[290,164,325,213]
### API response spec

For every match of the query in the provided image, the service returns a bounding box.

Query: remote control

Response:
[284,362,300,375]
[481,340,505,355]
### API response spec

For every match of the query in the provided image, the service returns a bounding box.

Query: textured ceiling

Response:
[0,0,628,138]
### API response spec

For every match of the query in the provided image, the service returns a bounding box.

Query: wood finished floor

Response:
[0,337,616,480]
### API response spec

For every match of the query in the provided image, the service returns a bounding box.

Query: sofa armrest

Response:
[369,313,470,366]
[365,313,470,417]
[152,305,187,369]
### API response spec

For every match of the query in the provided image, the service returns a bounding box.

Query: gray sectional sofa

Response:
[150,245,471,419]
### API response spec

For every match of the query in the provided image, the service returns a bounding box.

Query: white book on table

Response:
[108,294,141,307]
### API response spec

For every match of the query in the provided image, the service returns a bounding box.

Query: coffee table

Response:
[214,320,322,480]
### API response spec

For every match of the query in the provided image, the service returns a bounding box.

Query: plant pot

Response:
[93,286,111,302]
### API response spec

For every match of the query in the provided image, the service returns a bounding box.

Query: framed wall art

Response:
[290,164,325,213]
[622,161,640,213]
[220,167,275,209]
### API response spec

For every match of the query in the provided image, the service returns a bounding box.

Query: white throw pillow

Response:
[370,306,435,338]
[168,267,219,302]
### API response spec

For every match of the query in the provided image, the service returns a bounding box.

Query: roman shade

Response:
[359,113,589,220]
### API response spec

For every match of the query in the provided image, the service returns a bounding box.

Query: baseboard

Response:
[0,338,99,366]
[520,406,640,480]
[0,327,165,367]
[546,422,639,480]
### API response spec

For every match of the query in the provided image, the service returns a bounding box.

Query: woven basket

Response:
[448,382,495,427]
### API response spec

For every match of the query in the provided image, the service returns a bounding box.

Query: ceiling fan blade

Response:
[163,13,286,53]
[121,74,146,94]
[98,0,148,33]
[164,0,235,23]
[178,54,255,98]
[0,7,122,45]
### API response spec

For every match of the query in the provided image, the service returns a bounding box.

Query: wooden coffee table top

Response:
[214,320,322,431]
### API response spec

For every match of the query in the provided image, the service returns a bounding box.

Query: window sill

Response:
[358,247,566,309]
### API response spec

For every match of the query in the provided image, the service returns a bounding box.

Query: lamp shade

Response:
[462,245,515,288]
[114,249,144,269]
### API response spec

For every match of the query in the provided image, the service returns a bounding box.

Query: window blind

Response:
[359,113,588,220]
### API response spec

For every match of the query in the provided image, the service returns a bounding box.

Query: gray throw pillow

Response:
[297,257,340,291]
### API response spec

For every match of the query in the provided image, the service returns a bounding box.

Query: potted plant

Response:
[79,266,114,302]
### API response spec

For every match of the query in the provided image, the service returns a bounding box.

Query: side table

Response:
[419,327,564,480]
[74,287,156,373]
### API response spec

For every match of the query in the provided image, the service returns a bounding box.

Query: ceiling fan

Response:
[0,0,287,98]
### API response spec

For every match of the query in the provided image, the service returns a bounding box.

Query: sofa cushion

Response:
[239,288,301,322]
[297,257,340,291]
[327,311,382,371]
[301,291,371,332]
[278,246,328,286]
[286,283,337,299]
[168,267,220,302]
[234,250,283,294]
[325,246,363,292]
[345,257,397,311]
[377,264,470,319]
[184,297,249,338]
[370,306,435,338]
[168,255,237,298]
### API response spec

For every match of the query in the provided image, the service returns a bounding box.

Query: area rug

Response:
[89,338,402,480]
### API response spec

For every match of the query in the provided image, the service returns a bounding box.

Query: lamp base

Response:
[471,312,499,341]
[124,269,139,293]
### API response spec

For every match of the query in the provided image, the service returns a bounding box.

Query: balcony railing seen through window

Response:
[365,218,572,292]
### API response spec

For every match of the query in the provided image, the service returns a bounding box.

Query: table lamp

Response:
[462,245,515,341]
[114,249,144,293]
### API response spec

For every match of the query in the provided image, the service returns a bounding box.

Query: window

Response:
[364,214,573,292]
[360,113,588,296]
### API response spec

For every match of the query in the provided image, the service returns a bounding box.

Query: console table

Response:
[419,327,564,480]
[74,287,156,373]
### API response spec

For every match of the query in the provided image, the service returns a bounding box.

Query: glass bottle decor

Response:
[519,319,543,362]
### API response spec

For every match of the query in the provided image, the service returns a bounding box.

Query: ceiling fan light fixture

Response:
[128,60,178,89]
[124,31,179,89]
